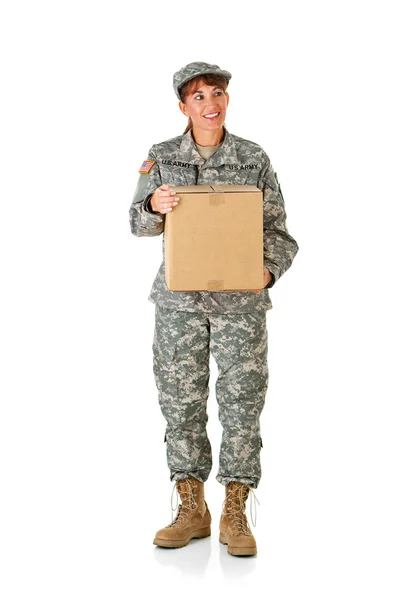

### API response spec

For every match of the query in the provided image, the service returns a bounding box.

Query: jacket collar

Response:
[178,125,238,167]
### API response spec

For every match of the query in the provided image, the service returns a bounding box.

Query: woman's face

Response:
[179,79,229,134]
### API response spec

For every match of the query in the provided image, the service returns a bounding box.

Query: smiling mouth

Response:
[203,112,220,119]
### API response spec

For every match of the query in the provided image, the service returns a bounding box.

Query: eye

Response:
[194,94,203,101]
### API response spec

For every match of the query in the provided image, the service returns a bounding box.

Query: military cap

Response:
[173,61,232,100]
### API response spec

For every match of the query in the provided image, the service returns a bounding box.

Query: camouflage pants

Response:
[152,305,269,489]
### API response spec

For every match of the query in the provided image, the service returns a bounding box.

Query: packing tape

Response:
[207,280,224,290]
[209,194,225,206]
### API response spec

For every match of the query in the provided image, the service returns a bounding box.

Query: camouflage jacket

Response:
[129,126,299,313]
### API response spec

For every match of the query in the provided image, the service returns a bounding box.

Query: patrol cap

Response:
[173,61,232,100]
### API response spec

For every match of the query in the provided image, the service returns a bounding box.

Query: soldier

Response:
[129,62,299,556]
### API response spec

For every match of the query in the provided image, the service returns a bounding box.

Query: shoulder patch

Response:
[138,159,155,174]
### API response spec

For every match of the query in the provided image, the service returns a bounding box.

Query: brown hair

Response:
[179,73,229,134]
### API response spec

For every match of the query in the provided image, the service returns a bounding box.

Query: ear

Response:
[179,101,188,117]
[225,92,230,107]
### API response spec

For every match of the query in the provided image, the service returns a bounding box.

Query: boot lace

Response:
[221,483,260,534]
[168,478,198,528]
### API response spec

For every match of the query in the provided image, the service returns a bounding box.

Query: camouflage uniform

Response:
[129,125,299,489]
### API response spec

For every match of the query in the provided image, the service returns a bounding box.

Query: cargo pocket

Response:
[153,307,187,408]
[238,335,268,396]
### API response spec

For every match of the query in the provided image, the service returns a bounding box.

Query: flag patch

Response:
[138,159,155,174]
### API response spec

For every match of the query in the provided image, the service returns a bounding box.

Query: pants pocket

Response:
[152,306,189,411]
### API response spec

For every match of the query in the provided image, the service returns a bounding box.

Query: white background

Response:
[1,0,399,598]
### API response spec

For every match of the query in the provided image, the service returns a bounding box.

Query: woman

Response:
[129,61,299,556]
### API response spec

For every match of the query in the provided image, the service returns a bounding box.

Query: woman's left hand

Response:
[247,267,272,294]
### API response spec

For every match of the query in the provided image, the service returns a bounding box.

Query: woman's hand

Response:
[150,184,180,214]
[247,267,272,294]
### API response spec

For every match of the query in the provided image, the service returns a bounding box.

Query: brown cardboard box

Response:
[164,184,264,291]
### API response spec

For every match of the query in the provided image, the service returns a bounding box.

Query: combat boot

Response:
[153,476,212,548]
[219,481,259,556]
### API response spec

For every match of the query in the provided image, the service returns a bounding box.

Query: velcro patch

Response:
[138,159,155,174]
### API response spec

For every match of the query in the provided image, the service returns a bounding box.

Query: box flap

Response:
[172,184,261,194]
[210,184,261,193]
[173,185,213,193]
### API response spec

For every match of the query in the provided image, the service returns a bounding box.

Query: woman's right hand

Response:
[150,184,180,214]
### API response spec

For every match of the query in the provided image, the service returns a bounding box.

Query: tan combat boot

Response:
[153,476,212,548]
[219,481,259,556]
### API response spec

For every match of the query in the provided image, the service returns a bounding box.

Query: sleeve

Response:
[129,146,165,237]
[257,157,299,289]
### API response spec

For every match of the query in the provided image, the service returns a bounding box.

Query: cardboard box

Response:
[164,184,264,291]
